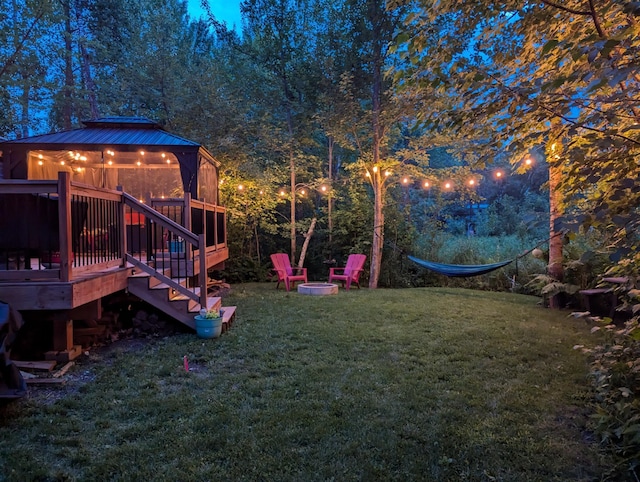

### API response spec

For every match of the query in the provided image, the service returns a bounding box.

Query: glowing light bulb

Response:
[469,179,475,186]
[238,184,244,191]
[321,185,327,192]
[403,178,409,184]
[38,161,43,166]
[445,182,451,189]
[108,160,113,166]
[137,161,141,166]
[424,181,430,188]
[372,166,378,173]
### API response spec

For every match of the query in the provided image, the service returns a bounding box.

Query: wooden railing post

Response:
[202,200,208,249]
[199,233,207,309]
[117,185,127,265]
[184,192,192,232]
[58,172,73,282]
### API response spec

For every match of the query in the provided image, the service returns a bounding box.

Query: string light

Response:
[424,181,430,188]
[444,182,452,189]
[468,179,475,186]
[495,171,503,178]
[525,158,532,166]
[280,190,286,196]
[372,166,378,173]
[385,171,391,177]
[136,161,142,166]
[320,185,327,192]
[238,184,244,191]
[402,177,409,184]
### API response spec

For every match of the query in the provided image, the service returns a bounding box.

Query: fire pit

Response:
[297,283,339,296]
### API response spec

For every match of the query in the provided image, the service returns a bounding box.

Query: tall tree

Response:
[234,0,324,265]
[0,0,54,136]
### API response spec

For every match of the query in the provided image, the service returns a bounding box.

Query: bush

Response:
[584,282,640,480]
[586,319,640,480]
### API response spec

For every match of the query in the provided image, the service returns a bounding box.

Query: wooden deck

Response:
[0,172,230,361]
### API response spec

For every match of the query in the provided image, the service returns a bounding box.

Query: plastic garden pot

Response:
[194,315,223,339]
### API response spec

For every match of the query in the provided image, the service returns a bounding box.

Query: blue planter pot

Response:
[194,315,223,339]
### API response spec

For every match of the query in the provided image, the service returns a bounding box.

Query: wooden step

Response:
[220,306,236,333]
[125,263,231,332]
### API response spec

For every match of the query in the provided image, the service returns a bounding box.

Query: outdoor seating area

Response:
[270,253,367,292]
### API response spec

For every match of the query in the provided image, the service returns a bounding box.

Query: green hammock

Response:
[407,255,514,277]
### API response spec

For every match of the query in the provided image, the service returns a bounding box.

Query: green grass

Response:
[0,284,607,481]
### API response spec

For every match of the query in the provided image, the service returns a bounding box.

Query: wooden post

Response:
[117,186,127,263]
[199,233,207,309]
[201,201,207,250]
[57,172,72,282]
[52,319,73,352]
[184,192,192,232]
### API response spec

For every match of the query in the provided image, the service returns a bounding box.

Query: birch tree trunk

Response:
[297,217,316,269]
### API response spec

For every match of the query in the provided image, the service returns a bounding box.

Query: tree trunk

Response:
[548,153,563,282]
[62,0,73,130]
[369,13,384,289]
[298,217,316,269]
[290,148,296,264]
[79,40,99,119]
[19,79,30,138]
[327,136,334,245]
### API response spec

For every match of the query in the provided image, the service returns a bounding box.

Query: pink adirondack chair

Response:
[270,253,308,291]
[329,254,366,290]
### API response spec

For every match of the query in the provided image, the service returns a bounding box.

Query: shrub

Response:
[585,285,640,480]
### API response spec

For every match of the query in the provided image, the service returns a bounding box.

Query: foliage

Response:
[0,284,610,479]
[584,312,640,480]
[198,307,221,319]
[392,0,640,271]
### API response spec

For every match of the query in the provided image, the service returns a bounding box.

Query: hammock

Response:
[407,255,514,277]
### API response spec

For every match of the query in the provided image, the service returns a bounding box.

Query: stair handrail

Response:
[122,193,208,310]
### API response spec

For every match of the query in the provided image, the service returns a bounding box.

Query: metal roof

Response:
[0,117,201,149]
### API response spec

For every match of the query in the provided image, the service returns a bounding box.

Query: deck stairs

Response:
[122,196,236,333]
[127,269,236,332]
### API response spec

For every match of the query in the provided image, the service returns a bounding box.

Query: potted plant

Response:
[194,308,224,339]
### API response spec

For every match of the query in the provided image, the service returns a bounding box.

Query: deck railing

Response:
[0,172,227,310]
[150,194,226,251]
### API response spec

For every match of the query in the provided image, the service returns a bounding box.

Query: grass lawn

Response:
[0,284,607,481]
